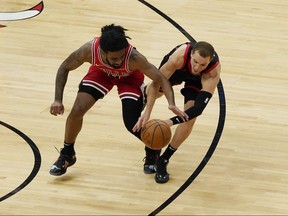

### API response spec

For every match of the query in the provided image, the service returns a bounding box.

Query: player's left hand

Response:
[132,112,150,132]
[168,105,189,122]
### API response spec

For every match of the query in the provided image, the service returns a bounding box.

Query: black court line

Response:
[0,121,41,202]
[138,1,226,215]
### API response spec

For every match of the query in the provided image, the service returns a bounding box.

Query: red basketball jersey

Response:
[89,37,139,79]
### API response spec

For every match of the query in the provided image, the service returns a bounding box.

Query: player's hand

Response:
[50,101,65,116]
[132,112,150,132]
[168,105,189,122]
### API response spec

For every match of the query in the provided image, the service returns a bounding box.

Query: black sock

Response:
[145,146,161,157]
[62,142,75,155]
[161,144,177,161]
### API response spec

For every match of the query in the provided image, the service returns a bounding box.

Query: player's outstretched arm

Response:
[50,41,92,116]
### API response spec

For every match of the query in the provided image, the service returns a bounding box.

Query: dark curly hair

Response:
[100,24,131,52]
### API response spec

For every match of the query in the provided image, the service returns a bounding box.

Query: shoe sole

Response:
[143,164,156,174]
[49,157,77,176]
[49,170,66,176]
[155,174,170,183]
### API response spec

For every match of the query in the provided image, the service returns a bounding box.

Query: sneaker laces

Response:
[52,146,68,166]
[53,146,61,154]
[143,156,153,165]
[144,152,161,165]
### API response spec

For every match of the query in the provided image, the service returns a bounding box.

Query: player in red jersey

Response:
[133,41,221,183]
[49,24,187,176]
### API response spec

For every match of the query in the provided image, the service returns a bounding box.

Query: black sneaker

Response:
[155,157,169,183]
[49,149,76,176]
[143,154,158,174]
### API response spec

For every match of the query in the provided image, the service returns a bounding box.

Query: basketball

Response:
[141,119,172,150]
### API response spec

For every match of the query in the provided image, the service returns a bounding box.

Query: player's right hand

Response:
[50,101,64,116]
[168,105,189,122]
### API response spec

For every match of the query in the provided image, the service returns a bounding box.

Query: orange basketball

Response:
[141,119,172,150]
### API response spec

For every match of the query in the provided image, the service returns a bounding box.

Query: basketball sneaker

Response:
[155,157,169,183]
[49,148,76,176]
[143,153,159,174]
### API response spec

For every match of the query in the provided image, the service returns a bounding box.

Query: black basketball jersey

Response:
[159,42,220,87]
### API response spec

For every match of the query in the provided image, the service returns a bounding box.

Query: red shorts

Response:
[80,68,145,101]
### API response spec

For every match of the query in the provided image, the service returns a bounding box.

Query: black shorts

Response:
[168,71,202,104]
[159,52,202,104]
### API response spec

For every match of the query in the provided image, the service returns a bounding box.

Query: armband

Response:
[170,116,185,125]
[170,91,212,125]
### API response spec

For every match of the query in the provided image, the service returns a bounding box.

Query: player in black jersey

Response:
[133,41,221,183]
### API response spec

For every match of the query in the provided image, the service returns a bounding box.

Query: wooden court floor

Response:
[1,0,288,215]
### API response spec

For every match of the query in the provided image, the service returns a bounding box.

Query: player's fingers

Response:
[172,110,188,122]
[141,119,148,131]
[132,120,141,132]
[132,123,138,132]
[181,111,189,120]
[59,106,65,115]
[180,113,189,122]
[50,107,57,115]
[171,106,189,121]
[138,119,145,132]
[50,106,63,116]
[134,124,142,132]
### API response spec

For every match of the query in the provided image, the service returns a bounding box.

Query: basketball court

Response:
[1,0,288,215]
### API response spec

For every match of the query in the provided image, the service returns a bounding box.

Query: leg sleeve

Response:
[121,97,143,140]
